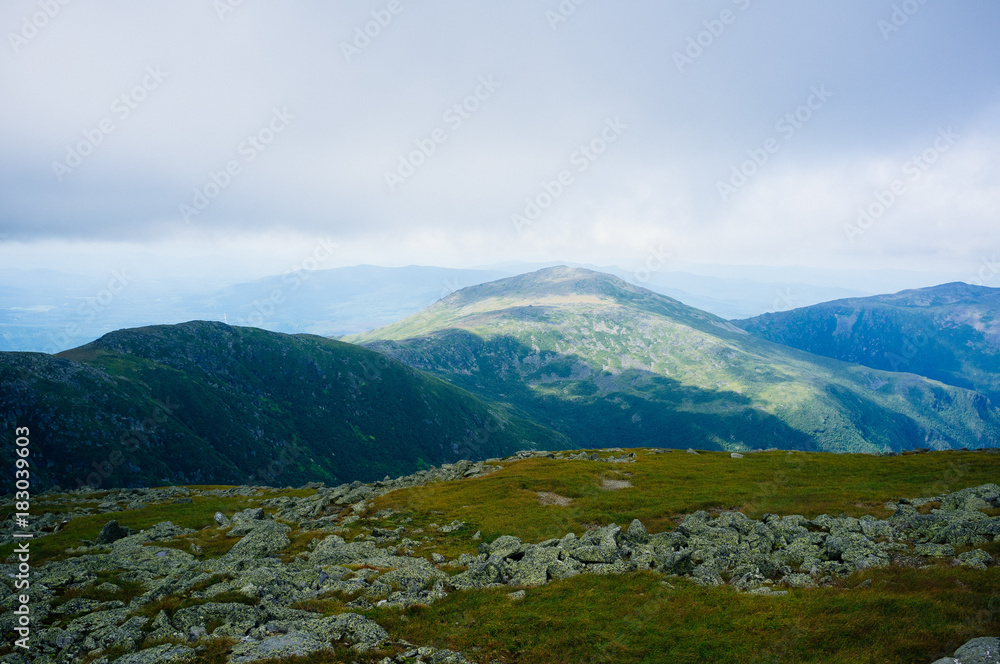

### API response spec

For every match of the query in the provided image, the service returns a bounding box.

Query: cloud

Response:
[1,0,998,278]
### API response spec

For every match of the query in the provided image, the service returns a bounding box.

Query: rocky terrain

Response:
[2,450,999,663]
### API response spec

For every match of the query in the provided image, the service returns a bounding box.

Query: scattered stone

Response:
[731,452,744,459]
[508,590,526,600]
[957,549,994,570]
[95,519,135,545]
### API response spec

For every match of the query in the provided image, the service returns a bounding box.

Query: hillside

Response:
[2,448,998,663]
[348,267,1000,453]
[734,282,1000,402]
[0,321,567,490]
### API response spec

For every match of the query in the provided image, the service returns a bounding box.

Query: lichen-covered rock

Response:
[229,631,332,662]
[570,545,619,564]
[109,643,197,663]
[450,561,505,589]
[957,548,994,570]
[306,612,389,650]
[485,535,524,558]
[224,520,292,560]
[171,602,259,636]
[952,636,1000,663]
[914,543,955,557]
[940,484,1000,512]
[625,518,649,544]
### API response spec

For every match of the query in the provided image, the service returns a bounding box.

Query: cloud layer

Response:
[1,0,998,277]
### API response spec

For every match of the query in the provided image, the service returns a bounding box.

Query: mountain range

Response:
[3,266,999,490]
[349,267,1000,454]
[2,262,961,353]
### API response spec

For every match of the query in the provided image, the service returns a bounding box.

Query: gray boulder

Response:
[109,644,197,663]
[95,520,135,545]
[450,561,505,589]
[570,545,619,564]
[954,636,1000,663]
[625,518,649,544]
[224,520,292,560]
[957,549,994,571]
[229,631,331,663]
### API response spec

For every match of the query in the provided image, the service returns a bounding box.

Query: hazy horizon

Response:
[2,1,999,295]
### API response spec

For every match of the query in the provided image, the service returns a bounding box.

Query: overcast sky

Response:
[1,0,998,284]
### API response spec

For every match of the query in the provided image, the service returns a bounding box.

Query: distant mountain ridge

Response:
[734,282,1000,402]
[349,267,1000,454]
[0,321,567,490]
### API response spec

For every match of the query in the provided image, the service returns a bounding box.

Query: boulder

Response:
[95,520,135,545]
[224,520,291,560]
[953,636,1000,663]
[625,518,649,544]
[957,549,994,571]
[450,561,505,590]
[570,545,619,564]
[109,644,197,663]
[229,631,331,663]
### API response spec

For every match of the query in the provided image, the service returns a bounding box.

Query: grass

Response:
[0,489,301,565]
[367,565,1000,664]
[370,449,1000,543]
[7,449,1000,664]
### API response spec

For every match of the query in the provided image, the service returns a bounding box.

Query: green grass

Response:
[7,449,1000,664]
[367,566,1000,664]
[0,492,268,564]
[371,449,1000,542]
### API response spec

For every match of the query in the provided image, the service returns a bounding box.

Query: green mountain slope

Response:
[0,321,568,490]
[347,267,1000,453]
[734,282,1000,402]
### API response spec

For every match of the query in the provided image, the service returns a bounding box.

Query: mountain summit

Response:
[349,268,1000,453]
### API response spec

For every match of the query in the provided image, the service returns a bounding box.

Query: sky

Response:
[1,0,998,286]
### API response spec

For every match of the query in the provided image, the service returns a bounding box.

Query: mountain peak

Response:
[441,265,653,307]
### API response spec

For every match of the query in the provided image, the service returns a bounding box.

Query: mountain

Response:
[348,267,1000,453]
[0,321,567,491]
[734,282,1000,402]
